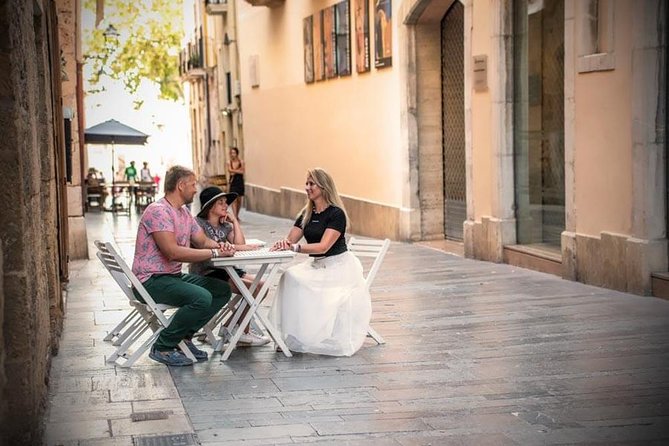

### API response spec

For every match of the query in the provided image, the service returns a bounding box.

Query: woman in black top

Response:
[269,168,371,356]
[227,147,245,219]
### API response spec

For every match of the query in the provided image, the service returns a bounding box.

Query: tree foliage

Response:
[84,0,184,105]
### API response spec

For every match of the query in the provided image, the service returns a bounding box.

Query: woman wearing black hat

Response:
[190,186,270,346]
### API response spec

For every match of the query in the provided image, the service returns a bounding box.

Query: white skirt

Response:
[268,251,372,356]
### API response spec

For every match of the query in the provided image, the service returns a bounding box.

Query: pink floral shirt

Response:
[132,198,202,283]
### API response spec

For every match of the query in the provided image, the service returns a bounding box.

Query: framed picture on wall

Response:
[323,5,337,79]
[354,0,370,73]
[374,0,392,68]
[303,15,315,83]
[335,0,351,77]
[313,11,325,81]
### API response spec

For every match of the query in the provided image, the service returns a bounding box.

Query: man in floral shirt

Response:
[132,165,233,366]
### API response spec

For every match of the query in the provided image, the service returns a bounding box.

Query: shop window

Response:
[513,0,566,247]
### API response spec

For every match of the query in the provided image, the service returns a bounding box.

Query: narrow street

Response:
[44,211,669,445]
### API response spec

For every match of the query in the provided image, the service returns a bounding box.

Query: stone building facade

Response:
[0,0,79,442]
[181,0,244,188]
[200,0,667,297]
[58,0,88,260]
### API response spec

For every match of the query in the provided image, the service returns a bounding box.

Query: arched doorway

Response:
[441,1,466,241]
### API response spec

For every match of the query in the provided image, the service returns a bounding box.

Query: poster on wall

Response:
[323,6,337,79]
[313,11,325,81]
[303,15,314,83]
[354,0,370,73]
[335,1,351,76]
[374,0,392,68]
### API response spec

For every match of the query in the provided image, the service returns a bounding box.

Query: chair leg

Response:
[115,329,162,368]
[195,294,241,345]
[104,309,139,342]
[367,326,385,345]
[112,314,145,346]
[177,340,197,362]
[107,323,152,365]
[107,311,143,345]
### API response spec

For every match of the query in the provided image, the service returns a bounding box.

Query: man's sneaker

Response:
[238,331,271,347]
[149,346,194,367]
[184,339,209,362]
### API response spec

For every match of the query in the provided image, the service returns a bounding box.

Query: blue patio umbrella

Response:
[84,119,149,180]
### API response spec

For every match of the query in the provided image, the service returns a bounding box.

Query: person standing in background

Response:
[227,147,245,219]
[140,161,152,182]
[124,160,139,206]
[124,160,138,183]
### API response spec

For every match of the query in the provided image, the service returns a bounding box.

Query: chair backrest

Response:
[94,240,169,324]
[347,237,390,291]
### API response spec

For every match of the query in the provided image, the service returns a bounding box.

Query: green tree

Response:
[84,0,184,105]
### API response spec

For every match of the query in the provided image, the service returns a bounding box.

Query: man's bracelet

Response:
[211,248,219,258]
[292,244,301,253]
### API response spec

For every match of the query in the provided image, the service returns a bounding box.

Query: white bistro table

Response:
[210,248,296,361]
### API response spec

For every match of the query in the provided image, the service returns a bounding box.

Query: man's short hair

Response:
[164,165,195,192]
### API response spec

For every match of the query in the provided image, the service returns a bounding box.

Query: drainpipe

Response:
[204,71,212,163]
[199,20,213,164]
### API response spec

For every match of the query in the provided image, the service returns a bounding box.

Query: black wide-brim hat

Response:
[197,186,238,218]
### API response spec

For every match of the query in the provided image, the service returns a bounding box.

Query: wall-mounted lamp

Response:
[223,33,236,46]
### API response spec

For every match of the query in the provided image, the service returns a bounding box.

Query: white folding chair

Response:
[347,237,390,345]
[94,240,197,367]
[196,292,265,350]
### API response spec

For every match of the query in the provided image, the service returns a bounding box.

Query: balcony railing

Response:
[205,0,228,15]
[179,29,205,80]
[244,0,284,7]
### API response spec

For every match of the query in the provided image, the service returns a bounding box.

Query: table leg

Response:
[225,263,268,330]
[221,264,292,361]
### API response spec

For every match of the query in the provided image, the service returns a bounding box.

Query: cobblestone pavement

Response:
[45,211,669,445]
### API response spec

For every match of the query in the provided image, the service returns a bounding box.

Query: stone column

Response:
[465,0,516,261]
[398,0,423,241]
[561,0,577,280]
[57,0,88,260]
[627,0,667,294]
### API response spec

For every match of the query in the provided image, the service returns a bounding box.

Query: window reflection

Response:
[513,0,565,247]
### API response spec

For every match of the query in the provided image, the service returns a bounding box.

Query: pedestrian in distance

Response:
[125,160,138,184]
[190,186,271,346]
[140,161,153,182]
[131,165,234,366]
[269,167,371,356]
[135,162,156,207]
[124,160,139,205]
[227,147,245,219]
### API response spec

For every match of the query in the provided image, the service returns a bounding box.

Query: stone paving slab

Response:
[44,211,669,445]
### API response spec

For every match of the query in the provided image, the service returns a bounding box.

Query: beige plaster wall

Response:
[237,0,403,206]
[573,0,633,237]
[469,1,493,220]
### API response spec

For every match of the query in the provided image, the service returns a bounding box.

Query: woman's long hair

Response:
[299,168,349,230]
